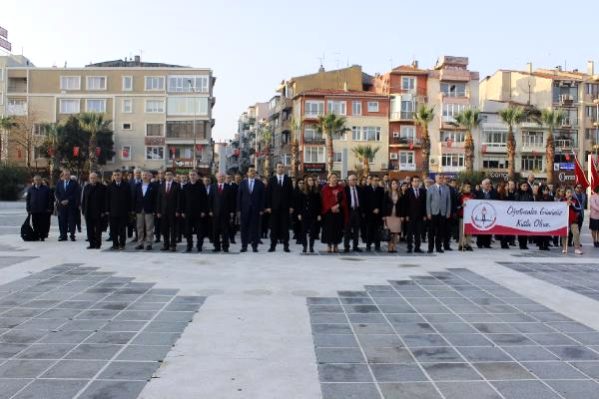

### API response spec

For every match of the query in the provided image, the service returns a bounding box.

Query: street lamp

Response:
[188,79,198,170]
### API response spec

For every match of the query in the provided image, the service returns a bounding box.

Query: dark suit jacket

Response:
[266,175,294,211]
[156,180,181,217]
[82,183,106,219]
[344,185,364,212]
[133,181,158,214]
[475,189,499,201]
[237,178,265,216]
[209,183,234,222]
[55,179,80,209]
[180,181,208,218]
[105,181,132,218]
[26,185,52,213]
[402,187,427,219]
[363,185,385,215]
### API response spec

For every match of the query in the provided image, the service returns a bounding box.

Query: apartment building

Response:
[0,55,215,173]
[479,61,596,180]
[293,89,389,176]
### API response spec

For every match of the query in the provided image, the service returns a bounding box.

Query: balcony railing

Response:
[554,138,577,149]
[7,103,27,115]
[398,163,417,171]
[390,111,414,121]
[304,136,326,145]
[480,142,507,151]
[304,112,324,118]
[391,137,421,146]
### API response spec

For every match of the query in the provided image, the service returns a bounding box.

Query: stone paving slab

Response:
[308,268,599,399]
[0,263,205,399]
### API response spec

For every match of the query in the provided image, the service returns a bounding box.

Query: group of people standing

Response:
[25,167,596,255]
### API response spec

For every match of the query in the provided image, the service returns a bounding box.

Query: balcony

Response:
[303,112,323,120]
[275,97,292,113]
[554,137,578,151]
[304,136,326,145]
[390,111,414,121]
[480,142,507,153]
[390,137,421,147]
[398,163,417,171]
[439,68,471,82]
[7,78,27,93]
[557,94,575,107]
[6,101,27,116]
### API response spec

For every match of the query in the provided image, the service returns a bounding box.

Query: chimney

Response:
[526,62,532,74]
[343,81,348,92]
[412,60,418,69]
[134,55,141,64]
[318,64,325,73]
[588,60,595,76]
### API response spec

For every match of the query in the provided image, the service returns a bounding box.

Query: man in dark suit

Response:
[153,170,165,243]
[363,176,385,251]
[105,170,131,250]
[344,174,364,253]
[210,173,235,252]
[156,171,181,252]
[228,173,242,244]
[55,170,80,241]
[237,165,265,252]
[265,162,294,252]
[26,175,53,241]
[475,178,498,249]
[81,172,106,249]
[402,176,427,253]
[181,170,208,252]
[133,170,157,250]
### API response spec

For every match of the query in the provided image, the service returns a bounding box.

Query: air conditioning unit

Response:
[390,153,398,160]
[381,163,387,169]
[392,131,400,138]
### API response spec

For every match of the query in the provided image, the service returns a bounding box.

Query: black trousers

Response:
[446,217,457,248]
[406,218,422,250]
[85,217,102,248]
[366,215,382,248]
[31,212,49,239]
[161,214,177,249]
[270,209,290,248]
[241,210,261,249]
[185,216,204,249]
[518,235,529,249]
[477,235,492,248]
[58,205,77,238]
[300,217,320,249]
[110,216,127,247]
[213,217,230,250]
[428,215,446,252]
[154,215,161,241]
[344,209,361,250]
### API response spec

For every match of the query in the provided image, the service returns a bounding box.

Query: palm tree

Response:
[0,116,17,164]
[414,105,435,179]
[453,108,481,173]
[499,106,525,180]
[540,109,566,184]
[315,113,350,174]
[260,126,273,177]
[41,123,60,185]
[78,112,111,172]
[352,145,380,177]
[289,117,300,178]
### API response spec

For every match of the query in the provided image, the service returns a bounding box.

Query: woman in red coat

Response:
[320,173,348,253]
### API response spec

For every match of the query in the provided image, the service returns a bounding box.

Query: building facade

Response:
[0,55,215,173]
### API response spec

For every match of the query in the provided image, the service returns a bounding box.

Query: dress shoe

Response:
[212,248,220,253]
[353,247,363,253]
[185,247,193,253]
[223,248,229,253]
[110,246,119,251]
[268,247,275,252]
[343,248,351,253]
[154,238,161,243]
[252,247,258,253]
[427,249,434,254]
[436,249,444,253]
[160,246,169,251]
[86,245,94,249]
[145,245,152,250]
[70,236,76,241]
[197,247,203,252]
[284,247,290,253]
[414,249,424,253]
[406,249,413,253]
[58,237,67,242]
[444,247,453,251]
[170,247,177,252]
[365,245,371,251]
[240,247,247,253]
[135,245,144,250]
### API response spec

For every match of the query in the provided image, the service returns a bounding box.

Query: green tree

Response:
[352,145,380,177]
[0,116,17,164]
[540,109,566,185]
[260,125,272,177]
[79,112,111,172]
[414,105,435,179]
[315,113,350,174]
[499,106,525,180]
[453,108,481,173]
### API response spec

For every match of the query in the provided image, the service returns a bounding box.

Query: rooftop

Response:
[85,55,185,68]
[295,89,387,98]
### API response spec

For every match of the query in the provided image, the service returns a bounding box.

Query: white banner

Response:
[464,200,568,236]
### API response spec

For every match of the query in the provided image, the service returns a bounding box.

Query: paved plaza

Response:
[0,202,598,398]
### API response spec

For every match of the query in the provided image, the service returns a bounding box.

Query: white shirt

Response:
[248,179,254,193]
[142,183,149,197]
[276,174,284,186]
[350,186,359,209]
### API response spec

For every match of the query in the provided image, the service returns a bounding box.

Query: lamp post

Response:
[188,79,198,170]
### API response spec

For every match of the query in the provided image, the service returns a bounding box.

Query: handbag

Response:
[378,226,391,242]
[21,215,39,241]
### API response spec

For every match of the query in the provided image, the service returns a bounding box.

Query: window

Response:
[352,101,362,116]
[7,99,27,115]
[145,76,165,91]
[399,151,415,170]
[327,100,346,115]
[146,124,164,137]
[121,146,132,161]
[400,100,414,119]
[60,76,81,90]
[482,129,507,147]
[334,152,343,162]
[122,76,133,91]
[522,131,543,147]
[441,154,465,168]
[401,77,415,91]
[167,75,209,93]
[33,124,48,136]
[304,126,322,142]
[399,126,416,142]
[441,83,466,97]
[122,123,132,130]
[59,99,80,114]
[0,91,3,105]
[169,146,193,160]
[304,146,325,163]
[167,97,208,116]
[281,153,291,166]
[521,155,543,171]
[122,99,133,113]
[86,76,106,91]
[86,99,106,113]
[166,121,206,139]
[146,146,164,160]
[442,103,466,121]
[441,130,465,143]
[305,101,324,116]
[586,83,599,97]
[367,101,379,112]
[352,126,361,141]
[145,100,165,113]
[482,158,508,169]
[363,127,381,141]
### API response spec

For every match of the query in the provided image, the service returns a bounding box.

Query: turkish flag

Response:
[73,146,80,157]
[95,147,101,157]
[122,148,129,158]
[591,157,599,191]
[573,153,589,190]
[409,143,414,150]
[565,153,571,161]
[481,144,487,153]
[195,144,204,151]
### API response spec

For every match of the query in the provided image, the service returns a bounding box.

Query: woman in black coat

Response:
[297,175,321,253]
[514,181,533,249]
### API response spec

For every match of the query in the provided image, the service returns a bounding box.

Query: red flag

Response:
[409,143,414,150]
[48,147,55,157]
[17,149,22,159]
[122,148,129,158]
[95,147,101,157]
[73,146,80,157]
[591,157,599,191]
[195,144,204,151]
[446,139,452,148]
[565,153,571,161]
[481,144,487,154]
[573,153,589,190]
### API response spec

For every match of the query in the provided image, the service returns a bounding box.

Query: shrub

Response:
[0,165,29,200]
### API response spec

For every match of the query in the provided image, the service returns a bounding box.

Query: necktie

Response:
[352,188,358,209]
[249,180,253,193]
[166,182,170,193]
[218,184,223,194]
[279,177,283,186]
[64,180,67,190]
[415,189,418,199]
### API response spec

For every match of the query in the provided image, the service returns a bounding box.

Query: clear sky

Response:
[3,0,599,140]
